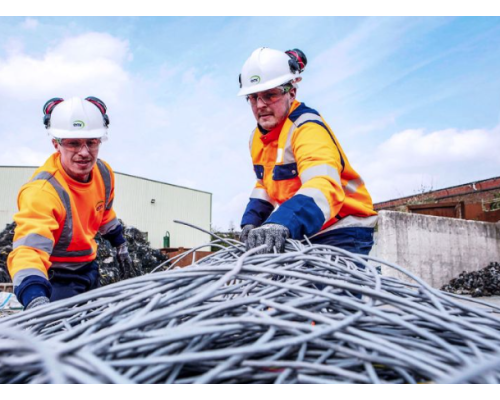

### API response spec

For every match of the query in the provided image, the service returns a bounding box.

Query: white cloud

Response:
[0,32,131,101]
[356,126,500,203]
[51,32,130,64]
[3,38,24,57]
[21,18,39,30]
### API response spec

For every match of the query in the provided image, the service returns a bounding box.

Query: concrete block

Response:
[370,211,500,288]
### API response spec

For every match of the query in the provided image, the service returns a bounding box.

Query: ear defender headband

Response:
[42,97,64,128]
[84,96,110,127]
[42,96,110,128]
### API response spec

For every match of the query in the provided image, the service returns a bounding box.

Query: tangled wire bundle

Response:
[1,237,500,384]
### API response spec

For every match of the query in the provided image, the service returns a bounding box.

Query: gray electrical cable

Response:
[1,232,500,384]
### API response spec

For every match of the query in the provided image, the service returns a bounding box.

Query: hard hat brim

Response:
[237,73,299,96]
[48,127,108,139]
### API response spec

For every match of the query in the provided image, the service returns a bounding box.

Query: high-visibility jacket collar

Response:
[259,100,301,145]
[54,153,96,189]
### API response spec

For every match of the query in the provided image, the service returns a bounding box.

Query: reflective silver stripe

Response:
[13,268,47,288]
[96,160,112,210]
[99,217,120,235]
[250,188,274,205]
[310,215,379,238]
[31,171,93,258]
[344,178,364,194]
[300,164,341,186]
[283,124,297,165]
[296,188,331,221]
[283,113,324,165]
[249,128,258,152]
[50,261,90,271]
[293,113,323,127]
[13,233,54,254]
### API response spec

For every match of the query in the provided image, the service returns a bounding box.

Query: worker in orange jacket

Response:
[7,97,133,310]
[238,48,378,254]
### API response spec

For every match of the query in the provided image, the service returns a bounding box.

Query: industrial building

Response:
[0,165,212,249]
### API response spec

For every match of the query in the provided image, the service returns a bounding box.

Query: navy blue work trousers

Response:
[48,261,100,302]
[310,227,375,256]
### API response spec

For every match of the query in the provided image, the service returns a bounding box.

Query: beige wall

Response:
[113,173,211,248]
[0,167,34,230]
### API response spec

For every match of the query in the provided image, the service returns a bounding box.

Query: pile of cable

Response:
[1,239,500,384]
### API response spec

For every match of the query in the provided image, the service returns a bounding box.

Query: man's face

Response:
[248,87,296,131]
[52,138,101,182]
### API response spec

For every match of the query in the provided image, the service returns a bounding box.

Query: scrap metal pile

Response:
[0,223,15,283]
[441,262,500,297]
[1,235,500,384]
[95,224,168,285]
[0,222,167,286]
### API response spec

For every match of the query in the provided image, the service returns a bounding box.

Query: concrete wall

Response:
[370,211,500,288]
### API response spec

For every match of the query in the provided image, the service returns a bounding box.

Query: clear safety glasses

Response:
[57,138,102,152]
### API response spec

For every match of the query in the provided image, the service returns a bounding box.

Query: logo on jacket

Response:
[96,200,104,212]
[250,75,261,84]
[73,120,85,129]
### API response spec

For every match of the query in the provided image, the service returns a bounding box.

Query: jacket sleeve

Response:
[241,181,276,228]
[7,184,63,305]
[266,122,345,239]
[98,163,125,247]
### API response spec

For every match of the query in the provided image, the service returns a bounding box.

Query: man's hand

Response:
[240,224,255,244]
[246,223,290,254]
[116,242,137,279]
[25,296,50,311]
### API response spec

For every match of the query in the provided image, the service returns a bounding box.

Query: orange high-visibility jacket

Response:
[241,101,377,239]
[7,153,122,292]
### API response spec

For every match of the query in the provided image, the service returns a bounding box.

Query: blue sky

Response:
[1,16,500,229]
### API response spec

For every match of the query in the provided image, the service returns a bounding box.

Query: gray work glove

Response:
[246,223,290,254]
[116,242,137,280]
[240,224,255,244]
[25,296,50,311]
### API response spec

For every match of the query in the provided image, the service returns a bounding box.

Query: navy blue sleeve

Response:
[266,194,326,239]
[241,199,275,228]
[102,224,126,247]
[15,275,52,307]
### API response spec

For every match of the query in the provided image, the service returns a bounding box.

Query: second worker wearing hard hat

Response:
[7,97,135,311]
[239,47,378,254]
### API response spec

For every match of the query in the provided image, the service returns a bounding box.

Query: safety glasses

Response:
[56,138,102,152]
[246,86,291,106]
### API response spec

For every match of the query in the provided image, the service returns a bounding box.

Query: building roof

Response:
[0,165,211,196]
[375,176,500,210]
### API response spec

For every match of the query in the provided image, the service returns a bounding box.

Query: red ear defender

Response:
[85,96,110,127]
[285,49,307,73]
[43,97,64,128]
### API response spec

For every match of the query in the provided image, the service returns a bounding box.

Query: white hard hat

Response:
[43,97,109,140]
[237,47,305,96]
